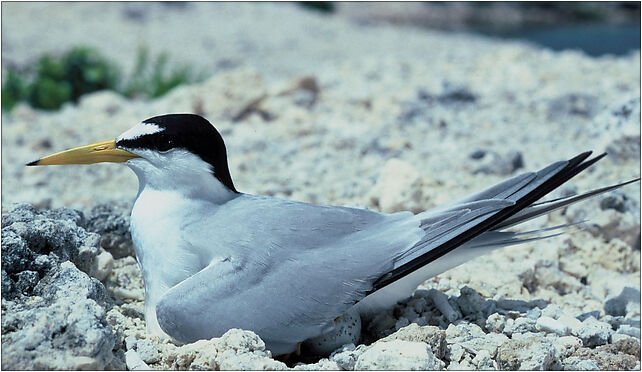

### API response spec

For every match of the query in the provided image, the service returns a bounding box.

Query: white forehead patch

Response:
[117,122,164,141]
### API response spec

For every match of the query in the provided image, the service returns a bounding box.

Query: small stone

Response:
[217,350,287,370]
[460,333,508,358]
[471,349,494,370]
[218,329,266,354]
[395,317,410,331]
[616,324,641,339]
[503,317,537,336]
[552,336,583,358]
[355,340,445,370]
[85,203,134,259]
[136,339,160,364]
[577,317,612,347]
[611,337,641,358]
[411,297,428,314]
[414,316,428,326]
[89,250,114,281]
[470,150,486,159]
[125,336,138,351]
[125,350,150,371]
[563,357,600,370]
[496,336,559,370]
[329,343,359,371]
[577,310,602,322]
[449,344,466,363]
[402,307,419,322]
[485,313,507,333]
[498,298,545,314]
[473,150,523,175]
[611,333,636,343]
[536,316,570,336]
[292,359,339,370]
[14,270,39,295]
[456,286,491,318]
[72,356,100,370]
[380,323,447,359]
[604,286,641,317]
[570,342,639,370]
[557,314,583,336]
[599,193,629,213]
[446,322,486,343]
[526,307,541,320]
[171,339,217,370]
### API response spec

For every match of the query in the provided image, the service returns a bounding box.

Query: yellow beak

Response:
[27,139,140,166]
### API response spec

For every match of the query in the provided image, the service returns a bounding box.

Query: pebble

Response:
[503,317,537,336]
[485,313,507,333]
[136,339,161,364]
[471,349,495,370]
[577,317,612,347]
[395,317,410,331]
[577,310,602,322]
[329,343,359,370]
[536,316,570,336]
[616,324,641,339]
[125,336,137,351]
[557,313,584,336]
[552,336,583,359]
[354,340,445,370]
[427,288,460,322]
[380,323,447,359]
[604,286,640,317]
[611,333,636,343]
[459,333,508,358]
[457,286,492,318]
[563,357,600,370]
[90,249,114,281]
[445,322,486,343]
[496,336,559,370]
[125,350,150,371]
[526,307,542,320]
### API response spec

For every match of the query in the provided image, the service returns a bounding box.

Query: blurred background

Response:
[1,2,640,112]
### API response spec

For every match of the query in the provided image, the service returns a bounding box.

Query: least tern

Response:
[28,113,639,355]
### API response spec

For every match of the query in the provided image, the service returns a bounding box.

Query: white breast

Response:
[130,188,217,336]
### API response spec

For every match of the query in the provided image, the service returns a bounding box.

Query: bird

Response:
[28,113,639,355]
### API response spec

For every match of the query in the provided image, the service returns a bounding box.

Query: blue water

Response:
[485,23,640,56]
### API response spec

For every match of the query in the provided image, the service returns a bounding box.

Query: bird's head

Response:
[28,113,238,198]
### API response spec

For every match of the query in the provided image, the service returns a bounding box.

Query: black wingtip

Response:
[592,152,608,162]
[26,159,40,166]
[369,150,614,293]
[567,151,593,168]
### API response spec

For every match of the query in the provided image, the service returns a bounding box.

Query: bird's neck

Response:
[127,162,238,205]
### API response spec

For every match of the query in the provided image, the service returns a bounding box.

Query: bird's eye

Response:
[157,139,173,152]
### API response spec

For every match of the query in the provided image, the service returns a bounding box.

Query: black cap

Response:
[117,114,238,193]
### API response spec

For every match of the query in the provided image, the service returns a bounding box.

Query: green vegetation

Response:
[122,46,200,99]
[2,46,203,111]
